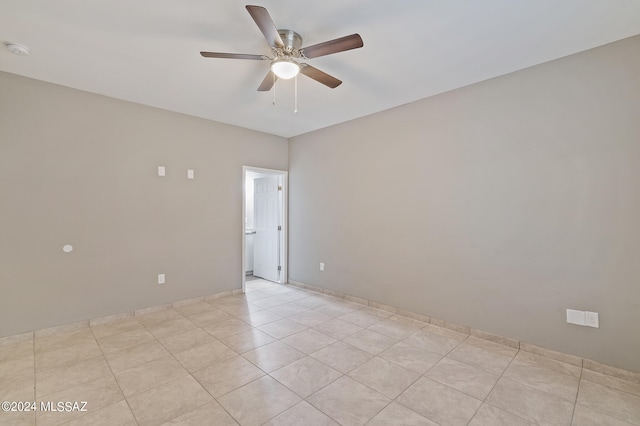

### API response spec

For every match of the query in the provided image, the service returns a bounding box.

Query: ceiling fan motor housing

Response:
[278,29,302,51]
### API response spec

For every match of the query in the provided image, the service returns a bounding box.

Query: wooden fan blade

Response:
[246,5,284,48]
[301,34,363,59]
[200,52,267,60]
[300,64,342,88]
[258,71,278,91]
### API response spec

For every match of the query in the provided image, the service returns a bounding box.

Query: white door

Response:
[253,176,280,282]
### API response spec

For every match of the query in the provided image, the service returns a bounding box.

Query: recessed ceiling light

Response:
[4,42,29,56]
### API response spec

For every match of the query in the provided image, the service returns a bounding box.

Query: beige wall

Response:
[2,35,639,372]
[0,71,288,336]
[289,35,640,372]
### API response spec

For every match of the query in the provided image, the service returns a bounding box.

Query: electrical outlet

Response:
[187,169,194,179]
[158,166,166,177]
[319,262,325,271]
[585,311,599,328]
[158,273,165,285]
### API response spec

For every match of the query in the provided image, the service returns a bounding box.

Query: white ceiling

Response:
[2,1,639,138]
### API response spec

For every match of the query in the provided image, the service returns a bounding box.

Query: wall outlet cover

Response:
[158,273,165,284]
[158,166,166,177]
[585,311,599,328]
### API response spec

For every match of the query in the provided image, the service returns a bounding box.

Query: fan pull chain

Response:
[294,74,298,113]
[272,73,276,106]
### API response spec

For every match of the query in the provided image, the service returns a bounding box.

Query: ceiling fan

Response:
[200,5,363,91]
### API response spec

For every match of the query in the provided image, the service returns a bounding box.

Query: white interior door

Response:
[253,176,280,282]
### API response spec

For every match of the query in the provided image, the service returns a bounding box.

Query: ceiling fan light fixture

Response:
[271,59,300,79]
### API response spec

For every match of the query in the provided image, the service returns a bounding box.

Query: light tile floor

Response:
[1,279,639,426]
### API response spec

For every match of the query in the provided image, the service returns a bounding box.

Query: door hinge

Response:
[278,185,282,191]
[277,266,282,271]
[277,225,282,231]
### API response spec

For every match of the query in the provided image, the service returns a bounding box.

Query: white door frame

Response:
[242,166,288,293]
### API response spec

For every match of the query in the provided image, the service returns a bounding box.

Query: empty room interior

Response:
[1,1,640,425]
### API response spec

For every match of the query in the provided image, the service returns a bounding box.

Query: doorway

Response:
[242,166,288,292]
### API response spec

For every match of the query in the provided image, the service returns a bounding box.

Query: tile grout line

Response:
[453,336,489,426]
[496,360,583,404]
[248,312,383,425]
[570,364,584,426]
[97,310,222,424]
[266,365,343,424]
[308,322,478,424]
[400,328,477,424]
[363,355,426,424]
[199,288,344,423]
[88,325,141,426]
[473,345,522,422]
[296,368,349,426]
[285,320,431,424]
[189,368,245,425]
[574,375,640,424]
[151,307,263,425]
[196,307,328,425]
[143,310,240,424]
[252,282,412,424]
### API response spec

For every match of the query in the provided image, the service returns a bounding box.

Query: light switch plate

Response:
[158,166,166,177]
[187,169,194,179]
[158,273,165,284]
[566,309,586,326]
